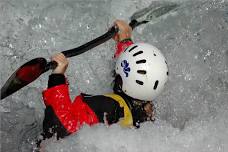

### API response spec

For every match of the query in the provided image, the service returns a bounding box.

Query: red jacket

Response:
[42,40,133,136]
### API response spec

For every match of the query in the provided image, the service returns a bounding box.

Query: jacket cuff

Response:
[48,74,66,88]
[114,39,133,58]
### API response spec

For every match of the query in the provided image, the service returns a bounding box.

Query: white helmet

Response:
[115,43,168,101]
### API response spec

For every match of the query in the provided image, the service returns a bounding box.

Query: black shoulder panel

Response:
[82,94,124,124]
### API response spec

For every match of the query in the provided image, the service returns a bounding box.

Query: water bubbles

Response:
[86,79,90,84]
[194,55,198,59]
[179,85,184,93]
[9,43,13,49]
[51,37,56,46]
[193,32,200,37]
[206,49,212,56]
[184,74,192,81]
[203,49,213,62]
[1,0,228,152]
[13,55,18,59]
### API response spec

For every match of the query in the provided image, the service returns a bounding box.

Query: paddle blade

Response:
[1,58,47,100]
[130,2,179,25]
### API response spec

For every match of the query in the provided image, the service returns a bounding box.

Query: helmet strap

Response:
[113,74,123,94]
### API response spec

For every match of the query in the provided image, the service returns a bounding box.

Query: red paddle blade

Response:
[1,58,47,100]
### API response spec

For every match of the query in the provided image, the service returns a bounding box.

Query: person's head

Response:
[114,43,169,102]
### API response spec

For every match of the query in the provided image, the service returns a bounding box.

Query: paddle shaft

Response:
[0,20,142,100]
[45,20,140,71]
[1,2,180,100]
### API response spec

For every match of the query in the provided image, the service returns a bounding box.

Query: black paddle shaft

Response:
[0,20,140,100]
[63,20,139,58]
[1,2,180,99]
[45,20,140,71]
[0,20,142,100]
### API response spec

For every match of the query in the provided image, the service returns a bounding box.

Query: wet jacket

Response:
[41,40,135,140]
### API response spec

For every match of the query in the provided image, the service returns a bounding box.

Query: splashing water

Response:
[0,0,227,152]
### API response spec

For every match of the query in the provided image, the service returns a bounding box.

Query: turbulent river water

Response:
[0,0,228,152]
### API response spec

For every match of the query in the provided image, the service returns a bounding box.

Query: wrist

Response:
[118,35,132,42]
[52,66,68,74]
[114,39,134,58]
[52,70,65,74]
[119,38,132,43]
[52,72,65,74]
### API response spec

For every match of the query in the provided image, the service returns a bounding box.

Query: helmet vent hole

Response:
[133,51,143,57]
[154,53,156,56]
[137,70,146,74]
[136,59,146,64]
[128,45,138,52]
[167,71,169,75]
[153,80,159,90]
[136,80,144,85]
